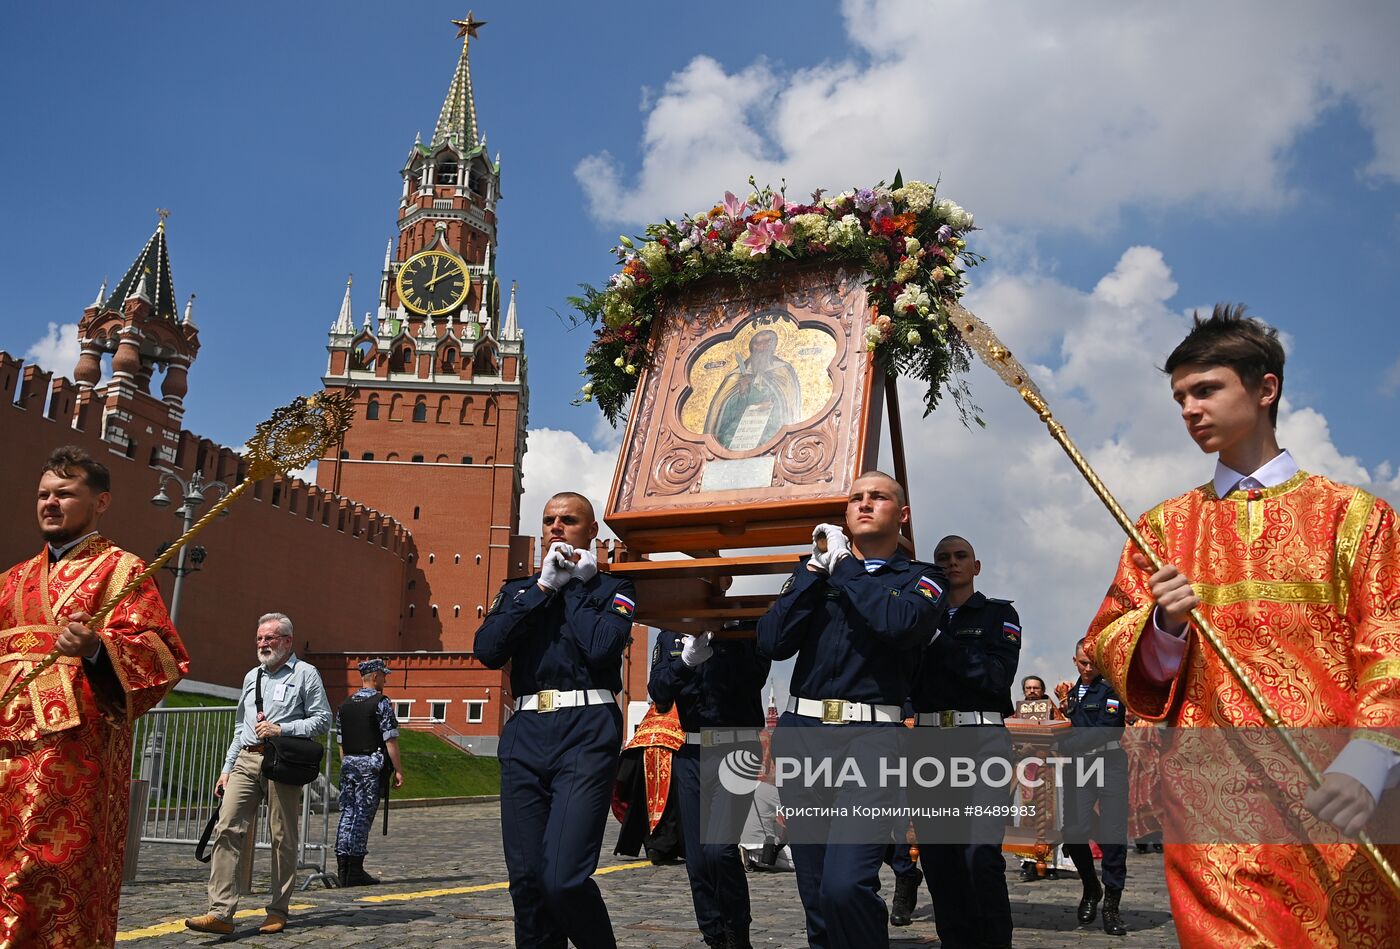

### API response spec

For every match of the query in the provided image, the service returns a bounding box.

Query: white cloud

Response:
[576,0,1400,230]
[23,322,80,375]
[519,427,622,540]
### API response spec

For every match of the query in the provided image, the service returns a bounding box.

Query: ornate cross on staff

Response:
[1,391,355,710]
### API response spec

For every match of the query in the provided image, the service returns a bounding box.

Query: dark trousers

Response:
[885,841,917,879]
[774,712,900,949]
[499,704,622,949]
[674,743,755,941]
[912,726,1013,949]
[1062,750,1128,892]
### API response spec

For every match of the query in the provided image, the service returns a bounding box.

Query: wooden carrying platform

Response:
[599,263,911,632]
[1002,716,1073,874]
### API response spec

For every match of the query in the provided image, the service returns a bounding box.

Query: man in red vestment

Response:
[1087,306,1400,947]
[0,446,189,948]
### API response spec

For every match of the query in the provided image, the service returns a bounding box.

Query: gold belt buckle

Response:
[939,710,957,728]
[821,699,847,724]
[701,730,716,748]
[537,689,558,713]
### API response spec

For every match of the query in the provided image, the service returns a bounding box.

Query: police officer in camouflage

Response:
[907,535,1021,949]
[335,658,404,886]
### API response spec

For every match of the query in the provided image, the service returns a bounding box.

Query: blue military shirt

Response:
[648,630,770,731]
[475,571,636,696]
[757,548,947,706]
[1060,675,1126,755]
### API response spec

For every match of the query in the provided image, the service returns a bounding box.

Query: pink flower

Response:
[723,191,749,221]
[739,220,793,255]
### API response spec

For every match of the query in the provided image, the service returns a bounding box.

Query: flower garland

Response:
[572,176,982,425]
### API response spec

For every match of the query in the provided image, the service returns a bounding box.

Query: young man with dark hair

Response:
[1087,305,1400,947]
[1,446,188,947]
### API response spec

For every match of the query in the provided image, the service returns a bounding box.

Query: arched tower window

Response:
[473,344,498,375]
[391,346,413,373]
[388,393,403,420]
[441,349,457,371]
[361,451,374,461]
[412,397,427,422]
[483,398,496,426]
[365,395,380,420]
[435,159,458,186]
[436,395,451,422]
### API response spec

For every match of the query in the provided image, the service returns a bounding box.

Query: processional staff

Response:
[946,300,1400,900]
[1,391,356,710]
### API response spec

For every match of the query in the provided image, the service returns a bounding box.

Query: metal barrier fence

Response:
[128,706,336,890]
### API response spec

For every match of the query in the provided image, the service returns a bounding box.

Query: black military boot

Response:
[336,854,349,887]
[345,855,380,886]
[722,925,754,949]
[1102,887,1127,936]
[889,866,922,926]
[1077,873,1103,924]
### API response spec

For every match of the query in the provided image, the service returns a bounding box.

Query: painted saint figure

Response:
[704,329,802,451]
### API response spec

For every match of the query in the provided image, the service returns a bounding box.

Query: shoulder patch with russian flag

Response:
[1002,621,1022,643]
[916,575,943,600]
[1106,698,1121,714]
[612,592,636,618]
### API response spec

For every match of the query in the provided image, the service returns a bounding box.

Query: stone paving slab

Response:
[118,801,1178,947]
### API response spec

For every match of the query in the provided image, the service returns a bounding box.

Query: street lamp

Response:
[150,470,230,627]
[140,470,231,790]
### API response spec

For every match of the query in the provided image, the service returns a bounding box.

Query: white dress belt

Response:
[786,696,902,724]
[913,710,1004,727]
[514,688,613,713]
[684,728,763,746]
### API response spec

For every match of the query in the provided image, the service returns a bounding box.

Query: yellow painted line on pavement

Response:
[356,860,654,903]
[117,904,316,941]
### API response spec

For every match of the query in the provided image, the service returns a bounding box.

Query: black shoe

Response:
[1152,841,1163,853]
[335,854,349,887]
[1077,875,1103,924]
[1020,861,1038,882]
[723,925,754,949]
[345,855,380,886]
[1135,841,1151,854]
[1102,887,1127,936]
[889,867,922,926]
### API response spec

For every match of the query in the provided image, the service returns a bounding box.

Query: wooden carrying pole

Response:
[947,300,1400,899]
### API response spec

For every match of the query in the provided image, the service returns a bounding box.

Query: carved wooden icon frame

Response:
[606,263,887,553]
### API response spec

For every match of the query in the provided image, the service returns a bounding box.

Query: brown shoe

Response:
[185,914,234,935]
[259,912,287,934]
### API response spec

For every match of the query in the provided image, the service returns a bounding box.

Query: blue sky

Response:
[3,2,1398,695]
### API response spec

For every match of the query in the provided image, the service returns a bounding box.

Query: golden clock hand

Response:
[427,264,460,289]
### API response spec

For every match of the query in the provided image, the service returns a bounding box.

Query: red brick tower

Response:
[73,214,200,466]
[317,13,531,655]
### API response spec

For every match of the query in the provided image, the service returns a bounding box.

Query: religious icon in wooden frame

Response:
[606,262,886,553]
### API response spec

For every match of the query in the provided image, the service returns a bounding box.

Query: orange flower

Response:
[623,258,647,278]
[891,213,917,235]
[750,209,783,222]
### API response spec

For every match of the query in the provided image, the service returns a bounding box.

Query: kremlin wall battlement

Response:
[0,350,415,694]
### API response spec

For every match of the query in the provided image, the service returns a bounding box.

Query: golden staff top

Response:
[1,391,355,710]
[946,300,1400,900]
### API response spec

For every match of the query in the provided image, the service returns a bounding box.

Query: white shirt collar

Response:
[48,530,100,562]
[1213,449,1299,498]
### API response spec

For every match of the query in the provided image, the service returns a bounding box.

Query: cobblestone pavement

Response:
[118,800,1178,947]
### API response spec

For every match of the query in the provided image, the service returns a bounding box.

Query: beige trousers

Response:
[206,749,302,918]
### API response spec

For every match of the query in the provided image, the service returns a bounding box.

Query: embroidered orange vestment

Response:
[1088,473,1400,948]
[0,536,188,948]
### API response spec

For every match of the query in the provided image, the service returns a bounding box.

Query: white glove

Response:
[680,631,714,667]
[574,546,599,583]
[538,542,577,591]
[813,524,851,568]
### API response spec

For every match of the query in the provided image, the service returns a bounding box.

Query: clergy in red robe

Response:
[1088,306,1400,948]
[0,446,188,948]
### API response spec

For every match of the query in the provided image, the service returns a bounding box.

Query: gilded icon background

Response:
[679,311,836,453]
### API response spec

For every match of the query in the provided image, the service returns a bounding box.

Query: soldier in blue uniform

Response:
[1057,637,1129,937]
[649,621,770,949]
[757,471,947,949]
[335,658,405,886]
[907,535,1020,949]
[475,492,637,949]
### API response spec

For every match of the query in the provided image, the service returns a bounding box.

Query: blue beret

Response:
[358,658,391,676]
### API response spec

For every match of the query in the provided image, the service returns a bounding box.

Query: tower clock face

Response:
[396,250,470,315]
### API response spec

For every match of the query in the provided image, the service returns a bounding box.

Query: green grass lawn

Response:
[153,690,500,799]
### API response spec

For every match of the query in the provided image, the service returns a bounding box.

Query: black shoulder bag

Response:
[256,668,325,786]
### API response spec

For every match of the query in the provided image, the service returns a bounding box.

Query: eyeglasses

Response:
[256,635,289,644]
